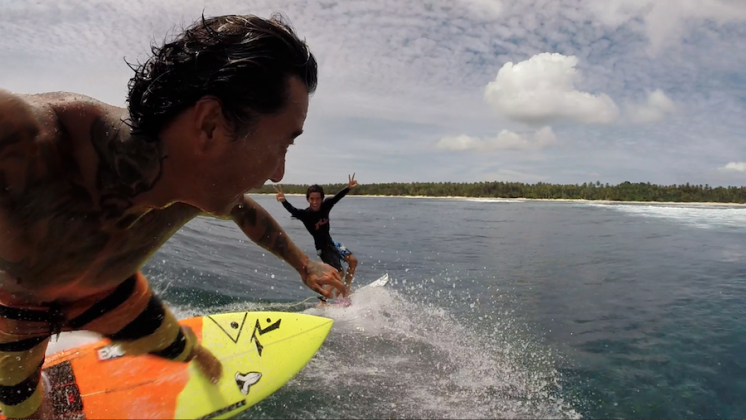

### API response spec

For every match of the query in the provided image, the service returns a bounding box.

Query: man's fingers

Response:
[318,287,332,298]
[308,279,329,297]
[327,280,346,296]
[318,275,341,286]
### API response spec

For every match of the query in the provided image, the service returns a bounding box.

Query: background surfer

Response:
[275,174,359,300]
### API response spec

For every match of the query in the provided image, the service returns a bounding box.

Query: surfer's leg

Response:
[0,305,53,419]
[69,272,222,384]
[343,254,357,287]
[335,242,356,287]
[319,245,346,298]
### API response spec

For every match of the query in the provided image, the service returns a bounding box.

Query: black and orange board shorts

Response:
[0,272,197,418]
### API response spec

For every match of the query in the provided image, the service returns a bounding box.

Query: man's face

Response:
[199,77,309,212]
[307,192,322,211]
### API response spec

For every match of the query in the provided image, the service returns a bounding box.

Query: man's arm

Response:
[324,173,357,209]
[230,194,347,297]
[274,185,305,219]
[324,186,350,208]
[231,195,308,274]
[280,199,305,219]
[230,195,348,298]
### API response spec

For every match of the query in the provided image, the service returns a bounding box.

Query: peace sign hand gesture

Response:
[348,173,358,189]
[273,185,286,202]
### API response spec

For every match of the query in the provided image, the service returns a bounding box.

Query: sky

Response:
[1,0,745,186]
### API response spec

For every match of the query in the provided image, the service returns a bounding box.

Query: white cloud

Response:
[483,53,620,125]
[719,162,746,172]
[626,89,677,124]
[436,126,557,152]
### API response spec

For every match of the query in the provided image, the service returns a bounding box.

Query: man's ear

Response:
[192,97,224,150]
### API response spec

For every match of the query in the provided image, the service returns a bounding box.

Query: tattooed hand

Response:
[302,260,348,298]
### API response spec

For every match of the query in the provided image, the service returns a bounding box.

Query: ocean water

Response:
[48,196,746,419]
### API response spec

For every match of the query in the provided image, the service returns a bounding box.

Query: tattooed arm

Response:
[230,195,347,297]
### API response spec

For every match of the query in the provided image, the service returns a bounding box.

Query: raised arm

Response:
[230,194,347,297]
[324,173,358,208]
[274,184,304,219]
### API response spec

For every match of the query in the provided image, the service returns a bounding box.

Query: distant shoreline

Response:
[251,193,746,207]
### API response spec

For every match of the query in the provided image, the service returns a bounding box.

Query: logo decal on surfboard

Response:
[206,312,249,343]
[250,317,281,357]
[206,313,282,355]
[97,344,125,361]
[234,371,262,395]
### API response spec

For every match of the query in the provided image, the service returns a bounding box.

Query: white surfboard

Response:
[360,273,389,290]
[326,273,389,307]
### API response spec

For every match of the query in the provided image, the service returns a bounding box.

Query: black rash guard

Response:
[281,187,350,250]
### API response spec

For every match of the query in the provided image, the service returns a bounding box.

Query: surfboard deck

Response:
[0,311,333,420]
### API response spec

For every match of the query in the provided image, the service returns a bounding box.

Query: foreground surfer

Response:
[274,174,359,301]
[0,13,346,419]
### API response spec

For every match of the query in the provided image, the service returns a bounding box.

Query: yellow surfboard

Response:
[0,311,333,419]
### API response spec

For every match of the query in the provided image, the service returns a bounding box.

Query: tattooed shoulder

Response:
[89,116,167,220]
[0,91,58,216]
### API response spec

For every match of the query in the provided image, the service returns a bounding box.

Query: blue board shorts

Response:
[317,241,352,272]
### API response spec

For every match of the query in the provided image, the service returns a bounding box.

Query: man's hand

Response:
[348,173,358,189]
[274,184,286,202]
[302,260,348,298]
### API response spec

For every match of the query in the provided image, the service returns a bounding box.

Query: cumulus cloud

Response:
[626,89,677,124]
[483,53,620,125]
[436,126,557,152]
[719,162,746,172]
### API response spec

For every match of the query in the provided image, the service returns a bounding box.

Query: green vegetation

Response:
[253,181,746,204]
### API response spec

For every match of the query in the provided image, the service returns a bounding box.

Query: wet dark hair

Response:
[125,13,317,138]
[306,184,324,200]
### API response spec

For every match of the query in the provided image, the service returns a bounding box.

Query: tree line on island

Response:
[252,181,746,204]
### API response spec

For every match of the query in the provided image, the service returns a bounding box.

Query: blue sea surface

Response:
[53,196,746,419]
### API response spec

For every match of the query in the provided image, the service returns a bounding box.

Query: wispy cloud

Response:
[437,126,557,152]
[0,0,744,186]
[625,89,677,124]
